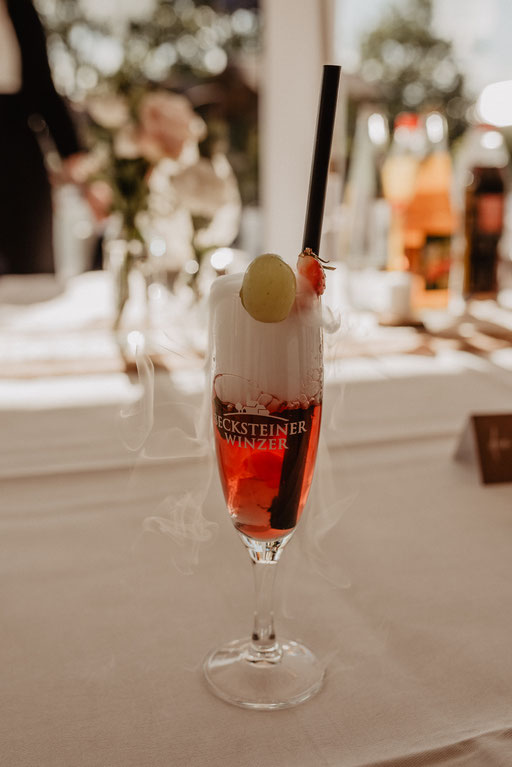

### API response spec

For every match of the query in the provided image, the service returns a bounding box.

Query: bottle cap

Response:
[395,112,419,130]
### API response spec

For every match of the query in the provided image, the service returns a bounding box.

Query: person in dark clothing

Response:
[0,0,81,274]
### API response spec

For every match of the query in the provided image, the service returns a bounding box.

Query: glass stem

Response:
[248,560,281,661]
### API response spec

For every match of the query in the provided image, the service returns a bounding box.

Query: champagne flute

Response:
[203,65,340,709]
[203,271,324,709]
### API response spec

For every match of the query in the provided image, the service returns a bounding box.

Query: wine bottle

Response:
[463,126,508,298]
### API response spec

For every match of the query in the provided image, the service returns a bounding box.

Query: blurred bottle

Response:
[367,110,391,270]
[344,105,389,268]
[405,111,457,309]
[381,113,425,271]
[462,125,509,298]
[321,161,344,266]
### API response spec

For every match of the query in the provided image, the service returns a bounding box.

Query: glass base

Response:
[203,637,325,710]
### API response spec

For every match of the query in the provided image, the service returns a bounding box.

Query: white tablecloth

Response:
[2,343,512,765]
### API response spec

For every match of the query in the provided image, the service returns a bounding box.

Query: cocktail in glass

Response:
[203,270,325,709]
[203,63,340,710]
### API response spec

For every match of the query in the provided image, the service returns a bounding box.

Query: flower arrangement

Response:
[76,86,241,327]
[38,0,256,326]
[85,88,206,229]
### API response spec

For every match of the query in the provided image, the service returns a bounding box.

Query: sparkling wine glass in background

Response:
[203,272,325,709]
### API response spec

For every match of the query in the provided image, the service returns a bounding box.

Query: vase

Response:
[102,234,153,353]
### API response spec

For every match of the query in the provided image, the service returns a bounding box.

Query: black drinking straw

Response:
[302,64,341,256]
[269,66,341,532]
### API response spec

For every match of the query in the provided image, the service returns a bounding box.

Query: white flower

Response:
[113,124,144,159]
[87,93,129,130]
[172,154,242,249]
[147,208,195,270]
[194,201,241,251]
[110,92,206,167]
[172,154,237,218]
[138,91,206,162]
[147,160,178,215]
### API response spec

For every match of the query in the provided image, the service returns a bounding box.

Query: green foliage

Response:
[360,0,470,142]
[37,0,260,203]
[37,0,259,89]
[109,157,151,237]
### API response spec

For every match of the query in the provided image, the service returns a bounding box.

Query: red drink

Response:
[213,397,322,541]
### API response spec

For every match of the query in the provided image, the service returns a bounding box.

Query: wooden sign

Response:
[455,414,512,484]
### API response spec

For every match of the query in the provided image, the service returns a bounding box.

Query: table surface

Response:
[2,280,512,766]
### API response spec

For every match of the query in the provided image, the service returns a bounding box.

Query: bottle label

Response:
[477,194,504,235]
[422,237,451,290]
